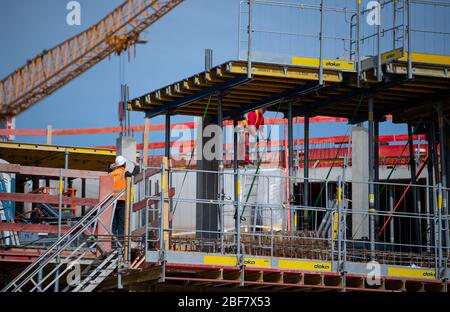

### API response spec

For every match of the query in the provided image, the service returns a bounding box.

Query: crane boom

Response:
[0,0,184,117]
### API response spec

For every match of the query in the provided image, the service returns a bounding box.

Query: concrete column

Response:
[196,117,219,250]
[116,136,137,172]
[351,126,369,240]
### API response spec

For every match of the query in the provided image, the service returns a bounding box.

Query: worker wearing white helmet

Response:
[109,155,140,242]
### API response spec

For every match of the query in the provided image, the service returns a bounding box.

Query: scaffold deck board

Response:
[98,262,447,292]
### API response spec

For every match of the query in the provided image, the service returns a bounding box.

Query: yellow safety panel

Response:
[292,56,355,71]
[399,52,450,66]
[332,212,339,239]
[204,256,271,268]
[0,142,115,156]
[381,48,404,64]
[338,186,342,204]
[244,257,271,268]
[244,258,270,268]
[204,255,237,266]
[0,141,116,171]
[279,259,332,272]
[387,267,436,280]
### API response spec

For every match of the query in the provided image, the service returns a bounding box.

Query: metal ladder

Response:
[1,190,124,292]
[63,248,121,292]
[349,0,406,60]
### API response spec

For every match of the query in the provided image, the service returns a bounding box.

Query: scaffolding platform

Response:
[0,142,116,171]
[128,53,450,123]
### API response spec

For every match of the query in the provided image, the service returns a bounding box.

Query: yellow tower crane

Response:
[0,0,184,117]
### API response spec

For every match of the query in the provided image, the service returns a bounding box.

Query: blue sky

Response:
[2,0,448,149]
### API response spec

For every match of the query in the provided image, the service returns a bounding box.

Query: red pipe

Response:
[377,156,429,238]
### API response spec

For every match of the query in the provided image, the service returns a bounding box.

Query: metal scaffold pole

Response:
[356,0,361,87]
[407,0,413,79]
[376,1,382,82]
[319,0,324,85]
[426,125,435,251]
[287,102,295,232]
[233,119,240,254]
[374,121,380,229]
[368,97,376,260]
[304,116,310,228]
[408,122,421,245]
[437,102,449,279]
[54,168,64,292]
[165,113,173,235]
[247,0,253,79]
[218,93,225,253]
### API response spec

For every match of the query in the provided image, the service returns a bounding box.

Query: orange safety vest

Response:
[110,166,126,201]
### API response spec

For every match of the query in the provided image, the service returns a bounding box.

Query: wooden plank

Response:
[0,223,72,234]
[134,167,160,183]
[132,187,175,212]
[0,163,107,179]
[131,226,146,238]
[0,192,98,206]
